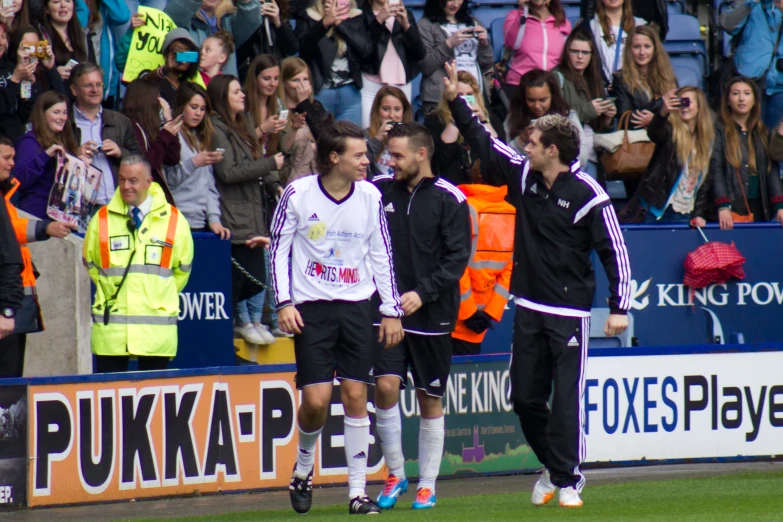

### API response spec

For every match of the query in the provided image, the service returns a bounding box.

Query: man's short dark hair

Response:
[0,136,13,148]
[387,122,435,159]
[71,63,105,84]
[534,115,580,166]
[315,121,366,176]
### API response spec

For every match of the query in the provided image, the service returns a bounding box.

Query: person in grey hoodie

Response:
[165,82,231,238]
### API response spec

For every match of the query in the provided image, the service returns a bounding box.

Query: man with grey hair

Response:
[83,155,194,373]
[443,62,631,508]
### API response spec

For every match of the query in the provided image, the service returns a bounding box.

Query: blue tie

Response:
[131,207,142,230]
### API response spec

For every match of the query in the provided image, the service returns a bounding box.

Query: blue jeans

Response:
[315,84,362,127]
[237,290,265,325]
[763,92,783,129]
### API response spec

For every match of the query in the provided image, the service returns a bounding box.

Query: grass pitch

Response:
[128,469,783,522]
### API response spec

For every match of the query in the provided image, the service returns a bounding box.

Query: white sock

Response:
[344,415,371,499]
[417,416,445,492]
[376,404,406,479]
[295,425,322,479]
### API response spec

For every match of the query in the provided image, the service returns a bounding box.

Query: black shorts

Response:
[373,332,452,397]
[293,299,374,389]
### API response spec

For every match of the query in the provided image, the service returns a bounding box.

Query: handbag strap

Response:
[734,167,752,215]
[612,25,624,74]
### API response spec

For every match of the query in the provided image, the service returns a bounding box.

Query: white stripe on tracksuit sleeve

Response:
[369,197,404,317]
[270,185,298,309]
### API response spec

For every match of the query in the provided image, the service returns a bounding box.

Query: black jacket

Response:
[0,192,23,312]
[295,11,373,93]
[710,123,783,221]
[611,71,665,128]
[237,19,299,83]
[360,7,425,84]
[372,174,471,334]
[635,113,714,220]
[580,0,668,40]
[448,96,632,315]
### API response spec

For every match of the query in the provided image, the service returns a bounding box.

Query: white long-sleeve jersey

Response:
[269,175,403,317]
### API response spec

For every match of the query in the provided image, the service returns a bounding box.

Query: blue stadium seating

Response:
[663,14,707,74]
[472,6,510,27]
[490,17,506,62]
[671,56,705,89]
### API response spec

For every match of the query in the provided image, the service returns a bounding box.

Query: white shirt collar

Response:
[129,195,153,221]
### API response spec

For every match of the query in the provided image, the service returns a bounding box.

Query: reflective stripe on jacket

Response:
[3,178,44,334]
[452,184,515,344]
[83,182,194,357]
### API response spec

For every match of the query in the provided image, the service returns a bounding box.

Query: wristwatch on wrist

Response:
[1,307,15,319]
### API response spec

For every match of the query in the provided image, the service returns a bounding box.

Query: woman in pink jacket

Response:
[503,0,571,87]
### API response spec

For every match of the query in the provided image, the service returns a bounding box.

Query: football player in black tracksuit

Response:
[370,122,471,510]
[443,63,631,508]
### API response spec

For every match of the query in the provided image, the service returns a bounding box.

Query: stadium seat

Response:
[666,0,684,14]
[564,4,580,20]
[410,6,423,20]
[472,6,512,28]
[590,309,635,347]
[410,74,424,122]
[672,60,704,89]
[569,16,580,28]
[663,14,708,72]
[490,17,506,62]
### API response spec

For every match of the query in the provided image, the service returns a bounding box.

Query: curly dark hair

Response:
[506,69,570,140]
[315,121,366,176]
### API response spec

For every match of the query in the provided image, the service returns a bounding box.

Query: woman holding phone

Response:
[208,74,284,344]
[1,0,31,34]
[121,77,182,204]
[627,87,714,224]
[359,0,425,128]
[612,25,675,129]
[502,0,572,87]
[245,54,296,156]
[165,82,230,237]
[236,0,298,80]
[295,0,372,126]
[424,70,497,185]
[418,0,494,115]
[554,27,615,177]
[710,77,783,229]
[365,86,413,178]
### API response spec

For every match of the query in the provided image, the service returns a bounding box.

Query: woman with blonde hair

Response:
[278,57,333,183]
[711,77,783,229]
[365,86,413,178]
[295,0,371,125]
[424,70,497,185]
[612,24,676,129]
[627,86,714,224]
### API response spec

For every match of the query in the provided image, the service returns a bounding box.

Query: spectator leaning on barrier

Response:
[121,77,182,205]
[207,74,283,342]
[582,0,644,87]
[12,91,87,219]
[612,24,676,129]
[720,0,783,128]
[502,0,572,89]
[1,25,67,143]
[166,81,229,237]
[711,77,783,229]
[295,0,372,127]
[359,0,425,129]
[165,0,263,79]
[426,70,499,185]
[236,0,299,81]
[0,136,75,377]
[70,62,142,206]
[365,86,414,179]
[627,87,714,224]
[417,0,493,116]
[83,155,194,373]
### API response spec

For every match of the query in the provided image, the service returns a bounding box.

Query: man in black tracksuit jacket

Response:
[370,122,471,508]
[443,63,631,507]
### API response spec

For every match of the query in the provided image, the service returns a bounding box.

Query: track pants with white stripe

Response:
[510,305,589,490]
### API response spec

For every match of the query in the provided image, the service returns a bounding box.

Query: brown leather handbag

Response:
[600,111,656,181]
[730,168,755,223]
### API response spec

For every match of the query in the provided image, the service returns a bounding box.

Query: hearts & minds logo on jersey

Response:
[305,259,360,284]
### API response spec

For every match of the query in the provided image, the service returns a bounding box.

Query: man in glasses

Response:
[70,63,141,206]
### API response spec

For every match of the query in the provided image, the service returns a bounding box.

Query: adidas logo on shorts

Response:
[385,202,395,212]
[308,213,319,221]
[429,379,441,387]
[567,336,580,347]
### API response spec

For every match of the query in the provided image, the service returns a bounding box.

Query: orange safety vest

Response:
[3,178,43,333]
[452,184,515,345]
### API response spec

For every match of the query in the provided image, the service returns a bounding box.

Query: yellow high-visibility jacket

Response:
[83,182,193,357]
[452,184,515,344]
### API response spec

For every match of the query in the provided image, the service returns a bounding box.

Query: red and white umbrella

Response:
[683,228,746,291]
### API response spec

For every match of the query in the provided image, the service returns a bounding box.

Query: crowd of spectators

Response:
[3,0,783,359]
